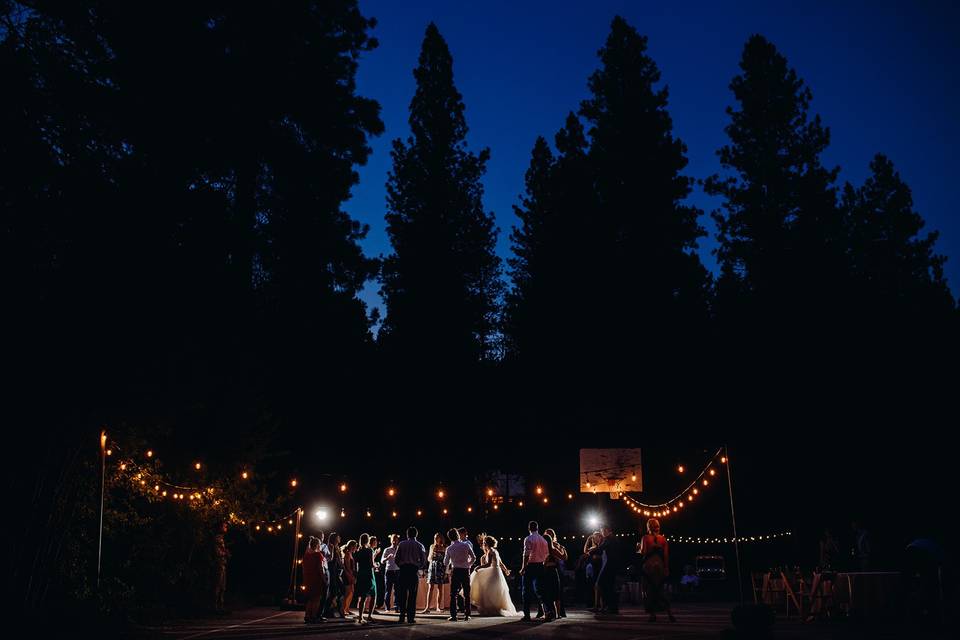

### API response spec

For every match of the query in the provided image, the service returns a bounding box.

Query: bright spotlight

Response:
[314,508,329,521]
[587,514,600,528]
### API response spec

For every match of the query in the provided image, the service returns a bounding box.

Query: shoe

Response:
[463,615,471,621]
[536,611,544,619]
[448,616,458,622]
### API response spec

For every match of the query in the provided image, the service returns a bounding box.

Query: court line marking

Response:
[177,611,294,640]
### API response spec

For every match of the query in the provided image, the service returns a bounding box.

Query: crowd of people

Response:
[299,518,677,625]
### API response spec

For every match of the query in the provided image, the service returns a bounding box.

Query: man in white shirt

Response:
[395,527,428,623]
[520,520,554,620]
[379,534,401,612]
[444,528,476,621]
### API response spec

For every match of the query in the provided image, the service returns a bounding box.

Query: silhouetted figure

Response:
[395,526,428,624]
[639,518,675,622]
[851,521,871,571]
[819,529,840,570]
[213,522,230,613]
[593,524,623,614]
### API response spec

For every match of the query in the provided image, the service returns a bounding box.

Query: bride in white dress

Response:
[470,536,519,616]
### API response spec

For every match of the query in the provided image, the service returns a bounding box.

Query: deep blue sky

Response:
[344,0,960,317]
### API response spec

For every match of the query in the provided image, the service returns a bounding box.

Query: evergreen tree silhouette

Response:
[506,115,594,366]
[507,16,709,374]
[380,23,502,366]
[706,35,847,356]
[2,0,384,613]
[841,154,956,340]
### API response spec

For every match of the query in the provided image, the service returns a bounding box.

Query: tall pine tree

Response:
[380,23,502,365]
[842,154,956,329]
[706,35,846,337]
[507,16,709,372]
[506,114,593,365]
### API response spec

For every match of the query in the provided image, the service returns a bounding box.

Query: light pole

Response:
[724,444,744,604]
[97,429,107,588]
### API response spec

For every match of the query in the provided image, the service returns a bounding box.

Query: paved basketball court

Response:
[136,604,924,639]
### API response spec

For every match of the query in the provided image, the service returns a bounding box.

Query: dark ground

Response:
[135,604,949,640]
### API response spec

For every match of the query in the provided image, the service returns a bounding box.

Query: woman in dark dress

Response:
[543,529,568,617]
[639,518,675,623]
[323,533,344,618]
[353,533,377,624]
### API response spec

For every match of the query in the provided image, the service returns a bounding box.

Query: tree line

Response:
[3,0,957,618]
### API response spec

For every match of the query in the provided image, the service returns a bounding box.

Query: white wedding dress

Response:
[470,548,519,616]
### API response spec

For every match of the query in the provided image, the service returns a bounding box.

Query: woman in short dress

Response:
[353,533,377,624]
[341,539,358,618]
[421,532,448,614]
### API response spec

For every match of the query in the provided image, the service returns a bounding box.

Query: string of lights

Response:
[492,531,792,545]
[620,448,727,519]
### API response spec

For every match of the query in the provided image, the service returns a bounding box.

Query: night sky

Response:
[343,0,960,322]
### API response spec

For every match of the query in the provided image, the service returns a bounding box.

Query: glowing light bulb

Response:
[709,469,716,476]
[703,479,709,486]
[693,488,699,495]
[387,487,395,497]
[391,511,397,518]
[290,479,298,488]
[256,525,261,531]
[241,471,249,479]
[687,495,693,501]
[106,449,112,456]
[442,508,448,515]
[195,462,201,470]
[487,489,494,496]
[493,505,499,510]
[366,510,372,518]
[437,489,445,498]
[518,501,524,507]
[416,509,422,516]
[340,483,347,492]
[120,463,127,471]
[340,509,346,518]
[535,486,543,495]
[543,497,548,504]
[677,465,684,473]
[721,456,727,464]
[288,519,293,525]
[146,450,153,458]
[631,474,637,481]
[567,493,573,499]
[467,506,473,512]
[154,484,159,491]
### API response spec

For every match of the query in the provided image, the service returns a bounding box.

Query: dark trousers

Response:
[383,569,400,610]
[522,562,545,616]
[598,563,618,612]
[449,568,471,617]
[397,565,419,621]
[375,570,385,608]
